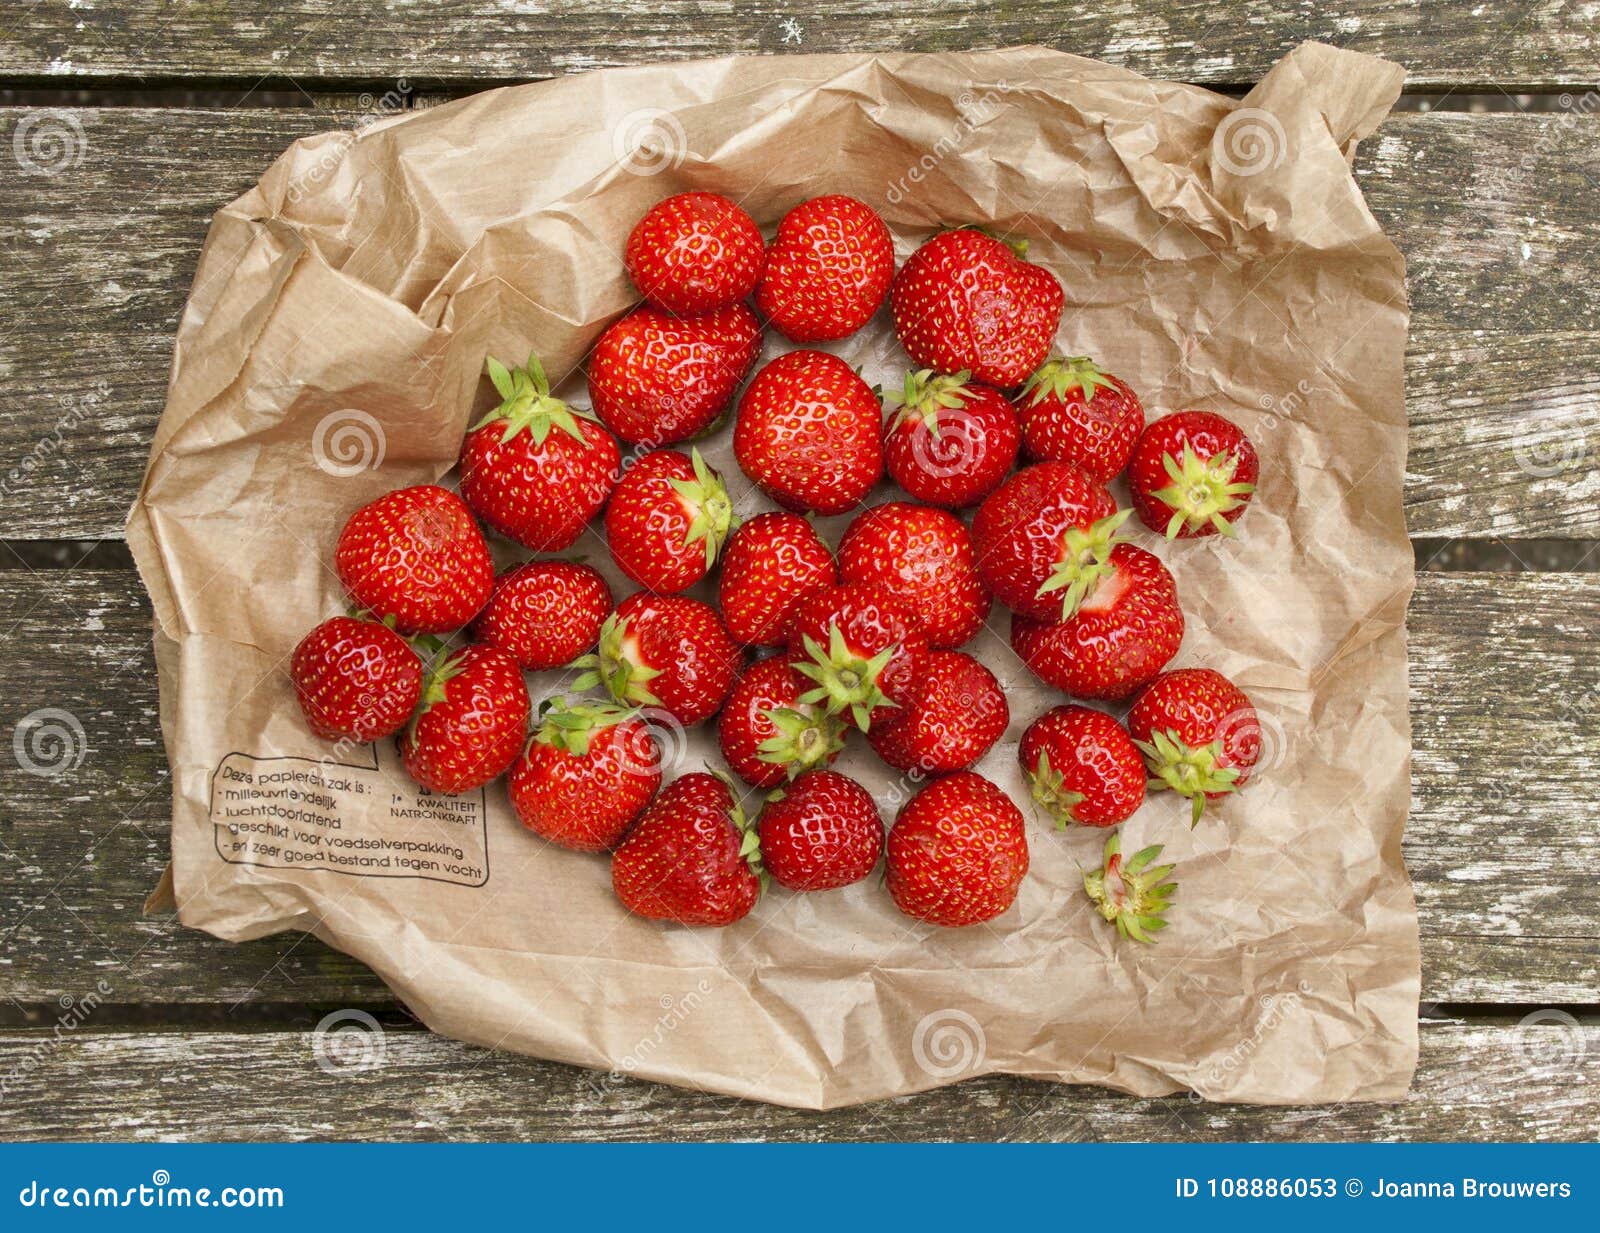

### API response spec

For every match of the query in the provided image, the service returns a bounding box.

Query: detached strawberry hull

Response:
[131,43,1416,1110]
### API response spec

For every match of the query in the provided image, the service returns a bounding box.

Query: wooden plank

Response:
[0,1019,1593,1140]
[0,106,1596,540]
[0,2,1596,91]
[1,570,1596,1008]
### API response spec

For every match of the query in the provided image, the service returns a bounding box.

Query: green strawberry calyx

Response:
[572,614,663,709]
[478,351,599,447]
[667,447,739,572]
[793,626,900,732]
[756,706,846,779]
[531,695,637,757]
[1022,355,1118,407]
[1150,444,1255,539]
[710,767,769,895]
[401,645,467,750]
[1133,727,1240,827]
[884,369,973,435]
[1037,507,1133,620]
[1023,748,1087,828]
[1082,831,1177,944]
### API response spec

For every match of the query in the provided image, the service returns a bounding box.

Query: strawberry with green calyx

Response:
[605,448,738,594]
[718,657,846,789]
[1128,667,1261,826]
[1034,506,1134,621]
[509,696,661,852]
[573,592,742,728]
[459,352,621,552]
[883,369,1020,509]
[1129,411,1259,540]
[787,583,929,733]
[399,643,530,794]
[1017,705,1145,828]
[611,771,765,926]
[1019,355,1144,482]
[1082,831,1177,944]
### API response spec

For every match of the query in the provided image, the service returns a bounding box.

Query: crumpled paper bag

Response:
[129,41,1418,1110]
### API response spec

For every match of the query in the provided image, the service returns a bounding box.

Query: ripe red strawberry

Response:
[787,583,930,732]
[1009,544,1183,700]
[625,192,765,314]
[1017,704,1145,828]
[886,771,1029,927]
[1129,411,1259,539]
[733,349,884,515]
[718,657,846,789]
[605,448,735,594]
[612,771,763,926]
[574,592,742,728]
[509,697,661,852]
[291,616,422,742]
[1084,832,1177,943]
[1018,355,1144,481]
[335,485,494,633]
[971,462,1124,623]
[399,644,530,794]
[459,353,621,551]
[838,502,991,649]
[889,229,1063,388]
[717,512,837,647]
[757,770,883,891]
[883,369,1020,508]
[470,561,612,670]
[868,651,1008,775]
[755,195,894,342]
[587,303,762,446]
[1128,668,1261,826]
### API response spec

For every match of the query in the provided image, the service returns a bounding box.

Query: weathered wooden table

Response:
[1,4,1595,1140]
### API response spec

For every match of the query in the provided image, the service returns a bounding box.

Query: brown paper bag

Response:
[129,42,1418,1110]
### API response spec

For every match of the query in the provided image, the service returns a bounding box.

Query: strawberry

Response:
[1009,543,1183,700]
[733,349,884,515]
[470,561,612,670]
[459,353,621,551]
[1129,410,1259,539]
[625,192,765,314]
[291,616,422,743]
[399,644,531,794]
[717,657,846,789]
[886,771,1029,927]
[838,501,991,649]
[755,195,894,342]
[889,229,1063,388]
[509,697,661,852]
[756,769,883,891]
[587,303,762,446]
[1083,832,1177,943]
[787,583,930,732]
[612,771,763,926]
[1128,667,1261,826]
[867,651,1007,776]
[1017,704,1145,828]
[335,485,494,633]
[716,511,837,647]
[971,461,1125,623]
[574,592,742,728]
[883,369,1020,509]
[605,448,736,594]
[1018,355,1144,481]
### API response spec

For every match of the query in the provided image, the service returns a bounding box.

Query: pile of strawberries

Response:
[292,191,1265,941]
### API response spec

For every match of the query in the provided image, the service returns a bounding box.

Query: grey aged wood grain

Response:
[1,1,1596,90]
[2,570,1596,1008]
[0,1019,1593,1141]
[0,107,1597,540]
